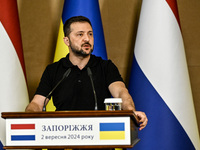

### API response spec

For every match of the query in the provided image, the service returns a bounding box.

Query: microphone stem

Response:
[88,76,98,110]
[42,68,71,112]
[87,67,98,110]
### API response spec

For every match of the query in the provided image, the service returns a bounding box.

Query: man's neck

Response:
[69,53,90,70]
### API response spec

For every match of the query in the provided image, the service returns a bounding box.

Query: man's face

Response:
[65,22,94,57]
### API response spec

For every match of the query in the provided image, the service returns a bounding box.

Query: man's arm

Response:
[108,81,148,130]
[108,81,136,111]
[25,95,47,112]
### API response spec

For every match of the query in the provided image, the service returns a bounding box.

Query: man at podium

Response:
[25,16,147,131]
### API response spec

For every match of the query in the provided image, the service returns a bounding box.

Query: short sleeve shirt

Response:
[35,54,123,111]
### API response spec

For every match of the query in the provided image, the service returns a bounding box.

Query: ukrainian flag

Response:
[99,123,125,140]
[46,0,107,111]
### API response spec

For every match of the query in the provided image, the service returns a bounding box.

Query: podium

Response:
[2,110,140,149]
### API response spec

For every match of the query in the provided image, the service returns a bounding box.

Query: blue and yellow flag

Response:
[46,0,107,110]
[100,123,125,140]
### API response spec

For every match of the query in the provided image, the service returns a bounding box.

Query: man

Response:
[25,16,147,131]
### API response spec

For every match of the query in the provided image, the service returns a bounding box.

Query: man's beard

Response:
[70,41,93,57]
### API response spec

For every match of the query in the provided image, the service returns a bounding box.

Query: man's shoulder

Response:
[90,54,112,65]
[45,56,69,73]
[47,57,64,67]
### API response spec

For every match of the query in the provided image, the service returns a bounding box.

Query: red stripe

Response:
[0,0,26,78]
[166,0,181,28]
[11,124,35,130]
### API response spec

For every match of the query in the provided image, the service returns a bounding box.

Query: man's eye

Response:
[78,34,83,36]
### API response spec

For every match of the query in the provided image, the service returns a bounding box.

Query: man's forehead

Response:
[70,22,93,32]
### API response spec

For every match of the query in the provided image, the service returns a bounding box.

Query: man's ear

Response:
[63,37,70,46]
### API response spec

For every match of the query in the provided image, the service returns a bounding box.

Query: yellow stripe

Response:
[46,20,69,112]
[53,20,69,62]
[100,131,125,140]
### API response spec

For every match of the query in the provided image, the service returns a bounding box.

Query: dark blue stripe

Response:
[11,135,35,141]
[127,56,195,150]
[100,123,124,131]
[0,141,3,150]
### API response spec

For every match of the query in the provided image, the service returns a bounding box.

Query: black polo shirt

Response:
[35,54,123,111]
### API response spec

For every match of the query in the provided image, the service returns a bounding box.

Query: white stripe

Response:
[134,0,200,149]
[0,22,29,145]
[10,130,35,135]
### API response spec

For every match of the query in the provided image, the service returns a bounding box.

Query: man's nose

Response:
[83,35,90,42]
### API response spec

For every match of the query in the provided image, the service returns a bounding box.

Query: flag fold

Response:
[128,0,200,149]
[0,0,29,148]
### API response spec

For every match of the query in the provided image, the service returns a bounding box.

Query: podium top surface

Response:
[2,110,139,126]
[1,110,134,117]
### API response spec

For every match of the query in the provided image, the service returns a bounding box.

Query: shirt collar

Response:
[62,54,101,69]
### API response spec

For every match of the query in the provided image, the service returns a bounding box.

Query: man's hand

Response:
[134,111,148,131]
[25,95,46,112]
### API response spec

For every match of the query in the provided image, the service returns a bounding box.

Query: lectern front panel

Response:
[6,117,131,146]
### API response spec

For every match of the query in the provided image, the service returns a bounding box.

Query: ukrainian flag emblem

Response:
[99,123,125,140]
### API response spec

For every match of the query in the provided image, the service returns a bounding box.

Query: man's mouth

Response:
[82,43,91,48]
[83,45,90,48]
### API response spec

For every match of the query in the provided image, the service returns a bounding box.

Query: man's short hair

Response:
[63,16,92,37]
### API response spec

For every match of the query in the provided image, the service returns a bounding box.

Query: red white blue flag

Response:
[0,0,29,148]
[128,0,200,149]
[10,124,35,141]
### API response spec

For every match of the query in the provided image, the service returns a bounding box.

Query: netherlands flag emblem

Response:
[10,124,35,141]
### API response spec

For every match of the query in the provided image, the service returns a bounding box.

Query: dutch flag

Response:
[128,0,200,149]
[10,124,35,141]
[0,0,29,148]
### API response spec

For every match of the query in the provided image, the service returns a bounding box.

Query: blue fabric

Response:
[0,141,3,150]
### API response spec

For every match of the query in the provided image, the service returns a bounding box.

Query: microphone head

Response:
[87,67,92,76]
[63,68,71,78]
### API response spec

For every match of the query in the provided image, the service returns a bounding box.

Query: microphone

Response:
[42,68,71,111]
[87,67,98,110]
